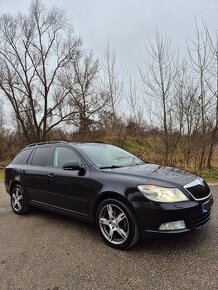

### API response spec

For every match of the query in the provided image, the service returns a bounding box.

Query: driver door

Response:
[47,146,91,216]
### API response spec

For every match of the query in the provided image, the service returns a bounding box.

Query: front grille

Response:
[192,210,211,228]
[185,181,210,200]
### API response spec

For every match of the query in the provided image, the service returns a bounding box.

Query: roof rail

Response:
[88,140,105,144]
[27,141,68,147]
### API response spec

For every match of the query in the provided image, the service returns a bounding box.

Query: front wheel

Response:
[96,199,139,249]
[11,185,30,215]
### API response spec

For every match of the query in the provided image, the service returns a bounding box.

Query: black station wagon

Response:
[4,141,213,249]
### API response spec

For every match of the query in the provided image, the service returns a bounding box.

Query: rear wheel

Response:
[96,199,139,249]
[11,185,30,215]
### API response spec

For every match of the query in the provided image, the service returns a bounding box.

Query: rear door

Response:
[23,146,53,204]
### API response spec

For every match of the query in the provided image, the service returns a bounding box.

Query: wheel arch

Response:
[92,191,136,220]
[9,181,21,195]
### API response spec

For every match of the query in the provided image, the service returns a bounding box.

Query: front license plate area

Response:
[202,200,210,214]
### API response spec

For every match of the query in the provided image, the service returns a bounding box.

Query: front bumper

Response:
[132,194,214,237]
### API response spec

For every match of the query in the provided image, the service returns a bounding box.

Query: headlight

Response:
[137,185,189,202]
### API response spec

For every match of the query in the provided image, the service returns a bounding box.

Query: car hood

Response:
[102,164,198,187]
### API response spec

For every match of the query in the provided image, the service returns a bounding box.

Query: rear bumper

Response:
[132,195,214,237]
[4,179,10,194]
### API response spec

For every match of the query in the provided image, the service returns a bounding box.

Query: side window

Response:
[12,149,33,165]
[31,147,51,167]
[53,147,81,169]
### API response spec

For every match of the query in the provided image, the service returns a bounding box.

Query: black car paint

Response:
[4,143,213,237]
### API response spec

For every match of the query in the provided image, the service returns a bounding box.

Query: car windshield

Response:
[78,144,145,168]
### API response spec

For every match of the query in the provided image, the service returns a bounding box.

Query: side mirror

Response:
[63,161,85,171]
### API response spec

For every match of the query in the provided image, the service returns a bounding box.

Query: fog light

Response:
[159,220,186,231]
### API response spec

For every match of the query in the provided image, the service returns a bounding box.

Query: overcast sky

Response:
[1,0,218,79]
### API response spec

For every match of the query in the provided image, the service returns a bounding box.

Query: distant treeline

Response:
[0,0,217,171]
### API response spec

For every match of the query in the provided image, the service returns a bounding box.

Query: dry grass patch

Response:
[0,169,4,182]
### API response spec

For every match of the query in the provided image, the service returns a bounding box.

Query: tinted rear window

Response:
[31,147,51,167]
[12,149,33,165]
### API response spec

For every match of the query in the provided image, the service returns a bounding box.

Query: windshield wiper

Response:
[99,165,123,169]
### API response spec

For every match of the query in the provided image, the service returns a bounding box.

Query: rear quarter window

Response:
[12,149,33,165]
[31,147,52,167]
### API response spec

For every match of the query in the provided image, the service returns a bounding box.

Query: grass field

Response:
[0,169,4,182]
[199,169,218,184]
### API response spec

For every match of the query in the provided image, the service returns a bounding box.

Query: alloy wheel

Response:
[11,187,23,212]
[99,204,129,245]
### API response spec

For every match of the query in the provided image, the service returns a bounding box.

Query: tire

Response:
[96,198,139,249]
[11,185,30,215]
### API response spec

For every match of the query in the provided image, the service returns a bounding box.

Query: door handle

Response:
[21,170,26,175]
[48,173,54,178]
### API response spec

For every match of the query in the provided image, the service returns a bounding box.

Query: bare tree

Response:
[125,78,147,138]
[203,25,218,168]
[187,20,213,169]
[140,32,178,164]
[101,43,124,129]
[60,51,108,134]
[0,102,7,162]
[0,0,81,142]
[175,63,202,168]
[0,102,3,130]
[126,79,143,125]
